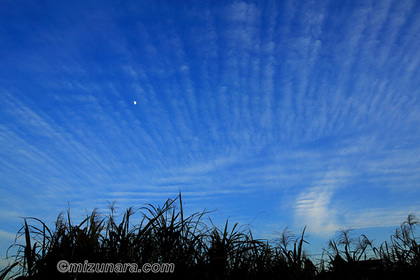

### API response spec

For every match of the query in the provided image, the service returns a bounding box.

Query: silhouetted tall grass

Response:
[1,193,419,279]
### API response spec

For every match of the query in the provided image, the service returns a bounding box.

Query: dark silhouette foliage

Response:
[1,193,419,280]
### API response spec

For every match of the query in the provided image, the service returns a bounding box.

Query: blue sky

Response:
[1,0,420,264]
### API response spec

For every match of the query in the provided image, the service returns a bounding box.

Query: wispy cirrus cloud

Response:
[345,207,420,230]
[294,170,349,235]
[1,0,420,264]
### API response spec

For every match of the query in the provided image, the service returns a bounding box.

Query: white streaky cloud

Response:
[0,229,19,270]
[0,0,420,263]
[0,89,165,206]
[0,230,17,243]
[107,189,252,200]
[180,154,239,174]
[345,207,420,229]
[0,209,24,223]
[376,0,415,69]
[294,170,349,235]
[123,65,139,79]
[295,187,338,235]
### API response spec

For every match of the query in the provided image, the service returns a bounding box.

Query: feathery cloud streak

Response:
[1,1,420,266]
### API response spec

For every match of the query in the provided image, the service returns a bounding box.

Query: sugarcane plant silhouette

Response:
[1,193,419,280]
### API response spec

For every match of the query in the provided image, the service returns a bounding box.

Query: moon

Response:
[134,101,137,105]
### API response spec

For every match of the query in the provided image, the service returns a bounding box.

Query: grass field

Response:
[1,193,419,279]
